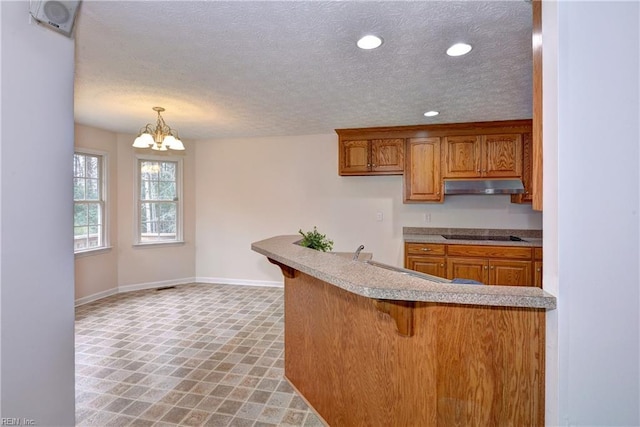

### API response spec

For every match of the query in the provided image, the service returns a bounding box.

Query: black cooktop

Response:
[441,234,526,242]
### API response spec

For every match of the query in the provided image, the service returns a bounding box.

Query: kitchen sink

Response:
[364,260,450,283]
[441,234,527,242]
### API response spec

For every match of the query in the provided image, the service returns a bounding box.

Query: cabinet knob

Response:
[440,263,444,267]
[367,163,371,167]
[372,164,377,168]
[421,248,431,251]
[484,266,488,270]
[536,268,541,272]
[490,266,494,270]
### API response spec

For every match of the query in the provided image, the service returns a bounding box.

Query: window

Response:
[136,157,182,244]
[74,152,107,252]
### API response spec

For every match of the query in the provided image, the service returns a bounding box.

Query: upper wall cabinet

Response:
[336,120,533,204]
[442,134,523,178]
[404,137,442,202]
[338,138,404,175]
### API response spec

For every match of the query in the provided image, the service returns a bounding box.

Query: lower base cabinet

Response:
[406,256,446,277]
[405,242,541,287]
[446,257,487,284]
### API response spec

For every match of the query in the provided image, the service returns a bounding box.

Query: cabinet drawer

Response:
[447,244,532,260]
[405,243,446,256]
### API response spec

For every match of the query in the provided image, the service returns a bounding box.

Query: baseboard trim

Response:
[75,288,119,306]
[195,277,283,288]
[118,277,197,294]
[75,276,283,306]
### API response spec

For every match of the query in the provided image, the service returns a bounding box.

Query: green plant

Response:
[298,226,334,252]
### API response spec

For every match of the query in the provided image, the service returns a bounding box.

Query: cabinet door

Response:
[371,139,404,173]
[482,134,522,177]
[339,140,370,175]
[446,257,488,283]
[404,137,442,202]
[489,260,532,286]
[534,261,543,288]
[406,256,446,278]
[511,132,532,203]
[442,135,481,178]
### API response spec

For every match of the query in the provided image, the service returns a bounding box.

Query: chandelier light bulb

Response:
[133,133,154,148]
[132,107,184,151]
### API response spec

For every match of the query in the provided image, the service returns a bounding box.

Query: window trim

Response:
[134,154,184,246]
[74,149,109,255]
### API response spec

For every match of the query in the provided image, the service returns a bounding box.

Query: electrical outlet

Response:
[424,213,431,223]
[376,212,384,222]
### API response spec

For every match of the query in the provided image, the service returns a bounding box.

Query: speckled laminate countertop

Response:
[251,235,555,310]
[404,227,542,247]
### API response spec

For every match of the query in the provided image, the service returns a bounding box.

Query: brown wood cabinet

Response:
[446,257,533,286]
[405,243,446,276]
[512,132,533,204]
[489,259,533,286]
[404,137,442,202]
[447,256,487,283]
[336,120,532,203]
[534,261,543,287]
[533,247,543,287]
[443,133,523,178]
[338,138,404,175]
[405,242,542,287]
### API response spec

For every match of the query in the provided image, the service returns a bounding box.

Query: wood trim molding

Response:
[336,119,533,140]
[532,0,543,211]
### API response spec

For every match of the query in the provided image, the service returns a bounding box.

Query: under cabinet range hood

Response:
[443,179,525,195]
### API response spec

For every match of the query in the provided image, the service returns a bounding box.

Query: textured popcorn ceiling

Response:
[73,1,533,140]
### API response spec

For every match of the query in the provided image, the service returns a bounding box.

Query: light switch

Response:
[376,212,384,222]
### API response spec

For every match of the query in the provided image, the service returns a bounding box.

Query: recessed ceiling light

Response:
[446,43,472,57]
[424,111,439,117]
[357,35,383,50]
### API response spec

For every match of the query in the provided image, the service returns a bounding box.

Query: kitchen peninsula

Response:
[252,235,555,426]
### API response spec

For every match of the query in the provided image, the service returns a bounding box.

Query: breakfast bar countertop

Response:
[251,235,555,310]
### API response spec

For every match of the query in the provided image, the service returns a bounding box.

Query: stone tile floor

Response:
[75,283,323,426]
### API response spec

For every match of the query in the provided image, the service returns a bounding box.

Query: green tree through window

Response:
[74,152,105,252]
[138,159,180,243]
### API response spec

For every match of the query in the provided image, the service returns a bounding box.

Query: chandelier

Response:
[132,107,185,151]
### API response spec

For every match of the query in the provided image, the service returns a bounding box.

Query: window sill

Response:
[133,240,185,248]
[74,246,113,258]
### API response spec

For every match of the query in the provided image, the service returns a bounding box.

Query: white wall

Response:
[194,133,542,284]
[73,125,197,301]
[548,1,640,425]
[116,134,197,289]
[0,2,75,424]
[74,124,119,301]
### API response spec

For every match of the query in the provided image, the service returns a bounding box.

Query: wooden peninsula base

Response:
[281,270,545,426]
